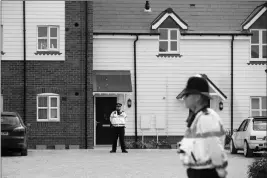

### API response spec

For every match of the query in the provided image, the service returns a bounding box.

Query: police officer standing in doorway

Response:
[110,103,128,153]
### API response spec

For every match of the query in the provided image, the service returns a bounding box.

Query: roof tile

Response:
[93,0,266,33]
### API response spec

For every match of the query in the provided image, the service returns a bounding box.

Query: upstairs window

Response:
[1,25,4,55]
[250,29,267,60]
[159,28,180,54]
[37,26,59,51]
[37,93,60,122]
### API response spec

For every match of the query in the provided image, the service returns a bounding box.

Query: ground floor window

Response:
[1,94,3,112]
[250,96,267,116]
[37,93,60,122]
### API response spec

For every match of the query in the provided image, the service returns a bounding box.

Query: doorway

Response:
[95,97,117,145]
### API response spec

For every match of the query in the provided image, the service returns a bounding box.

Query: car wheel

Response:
[244,141,253,157]
[21,148,28,156]
[230,139,237,154]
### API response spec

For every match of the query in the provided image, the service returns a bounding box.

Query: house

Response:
[92,0,267,145]
[1,1,94,149]
[1,0,266,149]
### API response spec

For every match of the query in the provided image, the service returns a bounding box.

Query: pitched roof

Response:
[93,0,266,33]
[241,2,267,29]
[176,74,227,101]
[151,7,188,30]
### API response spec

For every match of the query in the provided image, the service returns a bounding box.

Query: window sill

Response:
[156,54,183,58]
[1,51,5,55]
[34,51,62,56]
[37,119,60,122]
[247,61,267,65]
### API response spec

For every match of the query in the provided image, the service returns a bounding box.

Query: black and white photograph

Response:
[0,0,267,177]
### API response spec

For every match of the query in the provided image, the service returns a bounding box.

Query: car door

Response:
[235,120,247,148]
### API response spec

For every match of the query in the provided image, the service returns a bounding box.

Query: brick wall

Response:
[1,1,94,149]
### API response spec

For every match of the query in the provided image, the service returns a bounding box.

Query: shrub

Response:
[124,139,160,149]
[247,152,267,178]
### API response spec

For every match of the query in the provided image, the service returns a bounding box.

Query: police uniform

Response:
[177,75,228,178]
[110,103,128,153]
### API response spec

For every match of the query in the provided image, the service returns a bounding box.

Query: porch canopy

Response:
[176,74,227,101]
[93,70,132,95]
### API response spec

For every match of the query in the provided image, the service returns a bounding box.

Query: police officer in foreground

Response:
[177,75,228,178]
[110,103,128,153]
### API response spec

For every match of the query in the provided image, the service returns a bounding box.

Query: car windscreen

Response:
[1,115,20,126]
[253,119,267,131]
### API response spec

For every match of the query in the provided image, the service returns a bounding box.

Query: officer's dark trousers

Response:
[187,168,220,178]
[111,127,126,151]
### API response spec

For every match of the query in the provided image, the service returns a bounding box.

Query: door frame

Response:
[94,94,118,147]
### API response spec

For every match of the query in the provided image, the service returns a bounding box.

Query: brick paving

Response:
[1,149,255,178]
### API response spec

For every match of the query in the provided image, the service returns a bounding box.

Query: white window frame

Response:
[37,93,60,122]
[1,25,3,52]
[250,96,267,116]
[1,94,3,112]
[250,29,267,61]
[37,26,60,51]
[158,28,180,54]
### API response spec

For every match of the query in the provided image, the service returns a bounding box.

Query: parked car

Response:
[1,112,28,156]
[230,116,267,157]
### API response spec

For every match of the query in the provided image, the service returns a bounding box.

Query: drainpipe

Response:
[134,35,139,143]
[23,1,26,124]
[85,1,88,149]
[231,35,234,135]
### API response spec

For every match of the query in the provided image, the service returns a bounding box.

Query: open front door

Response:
[95,97,117,145]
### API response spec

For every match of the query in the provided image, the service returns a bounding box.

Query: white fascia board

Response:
[93,35,159,40]
[243,7,267,30]
[208,83,227,101]
[181,36,250,40]
[152,13,188,30]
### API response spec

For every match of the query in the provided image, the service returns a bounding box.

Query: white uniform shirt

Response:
[110,110,127,125]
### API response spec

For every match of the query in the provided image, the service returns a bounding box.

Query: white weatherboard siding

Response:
[233,39,267,129]
[93,37,238,136]
[136,39,231,136]
[26,1,65,60]
[94,36,265,136]
[2,1,23,60]
[2,1,65,61]
[93,38,135,135]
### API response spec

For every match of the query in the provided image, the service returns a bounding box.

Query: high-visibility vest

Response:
[178,108,228,170]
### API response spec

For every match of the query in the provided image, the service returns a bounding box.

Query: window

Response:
[250,96,267,116]
[159,28,180,53]
[250,29,267,60]
[244,119,250,131]
[1,94,3,112]
[1,25,4,54]
[37,93,60,122]
[237,120,247,131]
[253,120,267,131]
[37,26,59,51]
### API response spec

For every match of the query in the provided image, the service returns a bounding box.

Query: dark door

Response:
[96,97,117,145]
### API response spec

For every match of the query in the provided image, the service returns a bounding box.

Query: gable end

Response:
[242,3,267,30]
[151,8,188,30]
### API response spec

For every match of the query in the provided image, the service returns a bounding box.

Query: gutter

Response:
[23,1,26,124]
[231,35,234,135]
[93,32,160,36]
[181,33,252,36]
[85,1,88,149]
[134,35,139,144]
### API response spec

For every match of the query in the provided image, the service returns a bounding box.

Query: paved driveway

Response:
[1,149,255,178]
